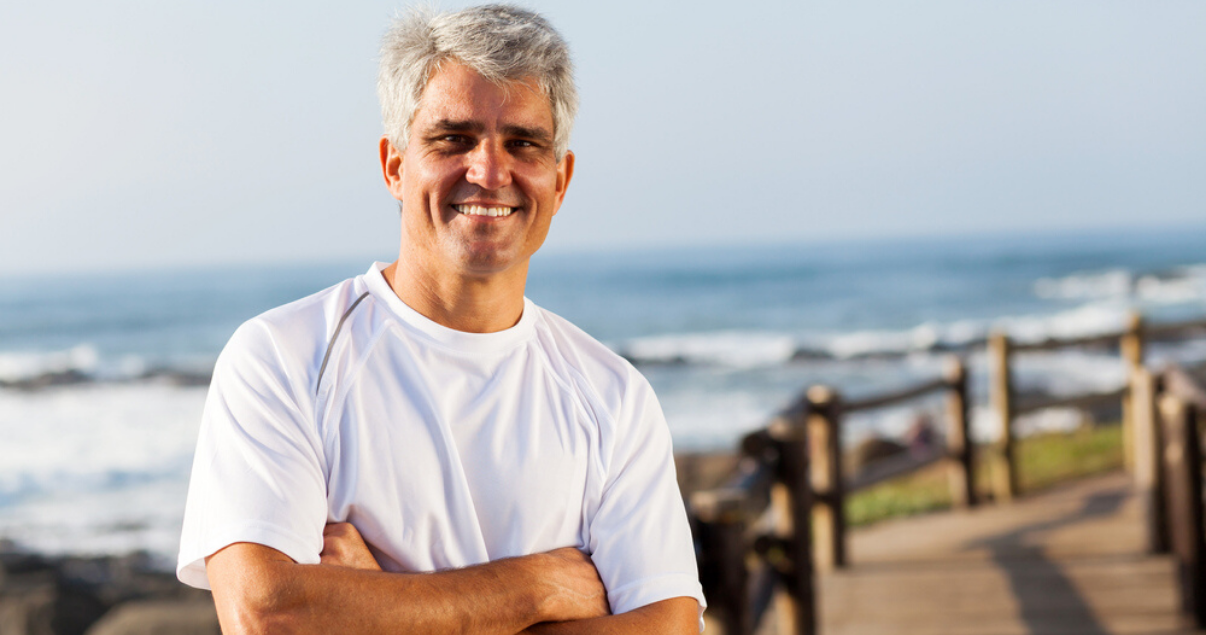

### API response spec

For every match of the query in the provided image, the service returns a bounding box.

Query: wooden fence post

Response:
[807,385,846,571]
[1160,393,1205,627]
[1121,312,1145,474]
[944,356,976,508]
[1132,367,1167,554]
[693,492,749,635]
[988,331,1018,501]
[774,422,817,635]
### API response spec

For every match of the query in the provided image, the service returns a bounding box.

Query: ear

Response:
[379,136,405,201]
[551,150,575,215]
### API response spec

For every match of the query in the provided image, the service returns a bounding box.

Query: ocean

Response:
[2,227,1205,565]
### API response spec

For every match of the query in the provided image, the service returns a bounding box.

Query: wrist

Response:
[519,552,557,624]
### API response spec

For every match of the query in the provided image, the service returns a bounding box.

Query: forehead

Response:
[412,62,553,131]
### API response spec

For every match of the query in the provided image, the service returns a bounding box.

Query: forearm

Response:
[521,597,700,635]
[209,543,565,635]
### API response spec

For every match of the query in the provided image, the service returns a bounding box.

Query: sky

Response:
[2,1,1204,275]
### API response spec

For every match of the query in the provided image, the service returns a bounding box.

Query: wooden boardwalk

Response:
[817,471,1199,635]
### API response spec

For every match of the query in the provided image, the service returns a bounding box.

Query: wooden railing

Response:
[804,357,974,572]
[690,359,970,634]
[1145,363,1206,627]
[689,314,1206,634]
[984,318,1139,502]
[692,395,814,635]
[988,315,1206,501]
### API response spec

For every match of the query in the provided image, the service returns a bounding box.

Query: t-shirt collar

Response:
[362,262,536,354]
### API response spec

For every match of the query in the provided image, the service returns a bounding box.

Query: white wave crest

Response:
[0,382,206,560]
[1035,265,1206,306]
[0,345,99,383]
[1035,269,1131,300]
[622,331,799,368]
[998,302,1128,344]
[0,383,205,501]
[1136,265,1206,305]
[827,323,945,359]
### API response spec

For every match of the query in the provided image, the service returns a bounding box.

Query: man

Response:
[177,5,704,633]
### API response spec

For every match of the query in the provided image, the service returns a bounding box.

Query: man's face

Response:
[381,62,574,280]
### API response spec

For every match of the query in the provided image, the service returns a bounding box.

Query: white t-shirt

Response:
[177,262,705,617]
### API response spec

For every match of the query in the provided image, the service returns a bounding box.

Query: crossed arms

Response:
[206,523,699,634]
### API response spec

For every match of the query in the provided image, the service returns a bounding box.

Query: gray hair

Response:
[378,4,578,160]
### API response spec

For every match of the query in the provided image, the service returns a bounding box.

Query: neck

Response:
[382,257,528,334]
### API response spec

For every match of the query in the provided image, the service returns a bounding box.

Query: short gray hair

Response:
[378,4,578,160]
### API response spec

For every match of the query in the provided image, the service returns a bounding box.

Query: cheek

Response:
[518,169,561,203]
[403,164,461,206]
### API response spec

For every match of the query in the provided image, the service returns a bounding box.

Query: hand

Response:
[531,547,610,623]
[320,522,382,571]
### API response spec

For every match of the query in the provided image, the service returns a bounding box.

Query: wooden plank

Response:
[807,472,1193,635]
[848,472,1142,564]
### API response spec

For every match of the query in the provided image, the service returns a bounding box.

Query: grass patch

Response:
[846,463,953,528]
[1015,425,1124,492]
[845,424,1125,528]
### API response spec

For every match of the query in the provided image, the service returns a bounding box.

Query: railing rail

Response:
[1147,318,1206,341]
[1013,387,1127,417]
[841,377,952,413]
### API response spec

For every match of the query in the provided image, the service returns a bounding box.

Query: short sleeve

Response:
[176,320,328,589]
[588,372,706,622]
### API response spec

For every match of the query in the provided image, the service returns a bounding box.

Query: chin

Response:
[457,249,520,275]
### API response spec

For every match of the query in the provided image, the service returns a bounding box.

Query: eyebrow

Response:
[427,119,553,144]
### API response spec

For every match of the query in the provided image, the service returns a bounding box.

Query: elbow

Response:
[218,585,302,635]
[225,611,302,635]
[207,545,307,635]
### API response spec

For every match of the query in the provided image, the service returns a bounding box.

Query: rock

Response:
[0,547,216,635]
[846,436,907,475]
[0,579,56,635]
[675,452,740,499]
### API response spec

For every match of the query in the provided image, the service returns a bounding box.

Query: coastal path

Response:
[819,470,1192,635]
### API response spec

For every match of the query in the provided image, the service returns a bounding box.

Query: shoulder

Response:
[217,276,369,392]
[529,303,654,416]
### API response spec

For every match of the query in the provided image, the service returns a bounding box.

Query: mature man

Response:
[176,5,703,634]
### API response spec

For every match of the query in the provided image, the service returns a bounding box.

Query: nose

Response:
[464,141,512,191]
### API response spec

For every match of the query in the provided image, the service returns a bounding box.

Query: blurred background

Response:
[2,1,1205,630]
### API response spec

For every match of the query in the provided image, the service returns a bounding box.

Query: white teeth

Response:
[454,204,516,217]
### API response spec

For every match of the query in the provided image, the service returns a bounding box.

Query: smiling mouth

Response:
[453,204,518,218]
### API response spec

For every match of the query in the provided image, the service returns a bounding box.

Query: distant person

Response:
[904,413,936,456]
[176,4,704,633]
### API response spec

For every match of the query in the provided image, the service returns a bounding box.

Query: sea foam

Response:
[0,382,206,560]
